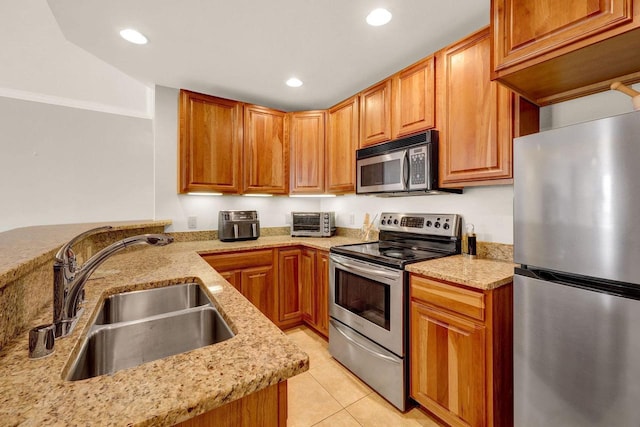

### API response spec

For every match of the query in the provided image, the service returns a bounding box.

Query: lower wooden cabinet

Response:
[202,249,276,323]
[278,248,303,329]
[300,249,329,337]
[314,251,330,337]
[410,274,513,427]
[175,381,287,427]
[202,247,329,334]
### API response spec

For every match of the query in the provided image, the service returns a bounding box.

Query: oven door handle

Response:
[330,319,400,364]
[330,255,400,280]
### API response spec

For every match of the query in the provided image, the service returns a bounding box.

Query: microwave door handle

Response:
[402,150,410,190]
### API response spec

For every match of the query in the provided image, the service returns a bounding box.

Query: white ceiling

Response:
[47,0,489,112]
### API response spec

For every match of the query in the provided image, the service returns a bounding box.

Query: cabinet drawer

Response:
[410,275,485,322]
[202,249,274,271]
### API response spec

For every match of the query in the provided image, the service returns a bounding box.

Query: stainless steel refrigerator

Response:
[514,110,640,426]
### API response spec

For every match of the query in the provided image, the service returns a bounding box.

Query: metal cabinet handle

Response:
[331,319,400,364]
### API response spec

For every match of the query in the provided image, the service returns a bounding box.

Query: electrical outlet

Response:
[187,216,197,229]
[349,213,355,225]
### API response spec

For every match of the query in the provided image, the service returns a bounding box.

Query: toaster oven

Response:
[291,212,336,237]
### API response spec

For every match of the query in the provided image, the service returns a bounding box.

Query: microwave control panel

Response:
[408,146,430,190]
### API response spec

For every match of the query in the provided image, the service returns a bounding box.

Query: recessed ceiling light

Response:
[286,77,303,88]
[119,28,148,45]
[366,8,392,26]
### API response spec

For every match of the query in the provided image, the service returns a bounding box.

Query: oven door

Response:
[329,253,404,356]
[356,150,407,194]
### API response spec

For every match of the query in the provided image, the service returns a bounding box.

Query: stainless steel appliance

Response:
[218,210,260,242]
[329,213,461,411]
[356,131,461,196]
[514,110,640,426]
[291,211,336,237]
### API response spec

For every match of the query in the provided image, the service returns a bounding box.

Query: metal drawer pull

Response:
[331,319,400,364]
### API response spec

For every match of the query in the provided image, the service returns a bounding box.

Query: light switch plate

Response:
[187,216,197,229]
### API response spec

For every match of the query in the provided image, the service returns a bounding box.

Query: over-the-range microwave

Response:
[356,130,461,196]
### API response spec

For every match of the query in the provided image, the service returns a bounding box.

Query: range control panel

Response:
[378,213,461,237]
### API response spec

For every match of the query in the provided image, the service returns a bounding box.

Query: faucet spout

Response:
[54,233,174,337]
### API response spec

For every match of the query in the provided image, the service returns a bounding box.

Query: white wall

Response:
[0,97,154,232]
[0,0,151,118]
[153,86,321,232]
[0,1,156,232]
[321,187,515,243]
[540,83,640,130]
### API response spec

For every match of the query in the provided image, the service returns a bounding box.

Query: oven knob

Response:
[434,222,441,228]
[381,220,386,225]
[426,221,432,227]
[394,219,399,225]
[443,223,450,230]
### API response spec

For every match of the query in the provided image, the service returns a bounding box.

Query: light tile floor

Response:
[285,326,444,427]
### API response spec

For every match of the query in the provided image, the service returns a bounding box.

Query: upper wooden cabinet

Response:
[359,79,392,147]
[437,28,539,187]
[289,110,326,194]
[392,56,436,139]
[243,105,289,194]
[178,90,243,194]
[492,0,640,105]
[326,96,359,194]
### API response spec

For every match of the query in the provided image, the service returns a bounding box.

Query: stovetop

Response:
[330,213,462,269]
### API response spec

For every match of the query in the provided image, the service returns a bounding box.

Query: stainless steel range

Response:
[328,213,461,411]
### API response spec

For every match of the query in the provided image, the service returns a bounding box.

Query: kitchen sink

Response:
[66,284,234,381]
[94,283,211,324]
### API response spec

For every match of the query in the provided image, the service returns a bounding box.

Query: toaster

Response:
[218,210,260,242]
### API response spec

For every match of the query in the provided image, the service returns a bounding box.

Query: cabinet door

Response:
[178,90,243,193]
[315,250,330,337]
[300,248,316,324]
[326,96,359,194]
[392,56,436,138]
[219,270,241,292]
[277,248,302,327]
[359,79,392,147]
[241,265,276,322]
[437,28,538,187]
[243,105,289,194]
[493,0,634,72]
[411,301,486,427]
[290,111,326,194]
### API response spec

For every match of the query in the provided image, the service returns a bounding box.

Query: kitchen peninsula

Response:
[0,221,514,426]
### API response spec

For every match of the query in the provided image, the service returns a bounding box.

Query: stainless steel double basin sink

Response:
[67,283,234,381]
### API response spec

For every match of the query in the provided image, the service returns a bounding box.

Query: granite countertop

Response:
[0,220,172,290]
[406,255,516,290]
[0,223,513,425]
[0,234,361,426]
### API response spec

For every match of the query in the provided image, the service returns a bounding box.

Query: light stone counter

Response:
[0,234,362,426]
[0,222,512,426]
[406,255,516,290]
